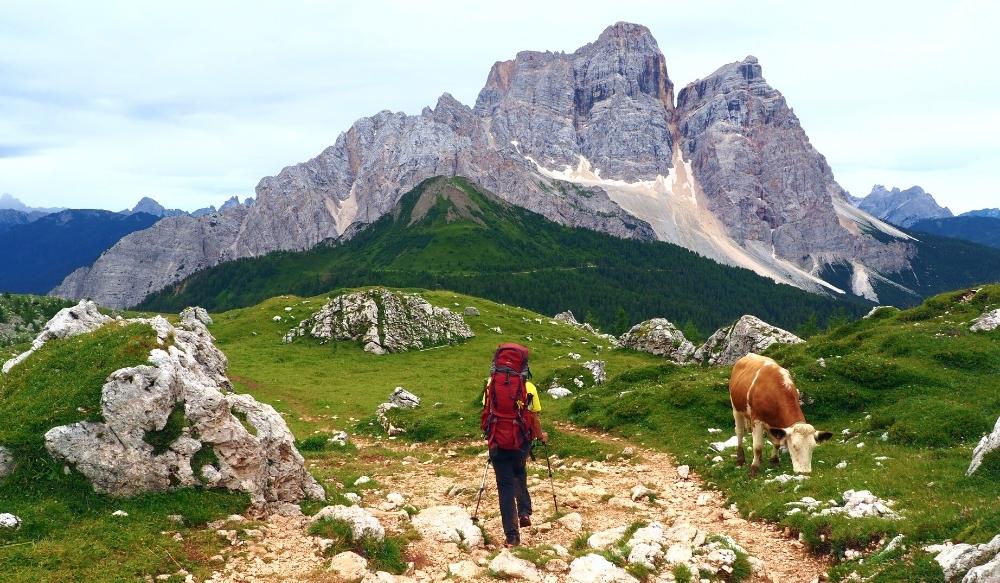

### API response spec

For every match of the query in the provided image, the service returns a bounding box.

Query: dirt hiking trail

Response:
[197,422,826,583]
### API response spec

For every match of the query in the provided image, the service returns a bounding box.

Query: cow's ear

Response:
[768,427,787,440]
[816,431,834,443]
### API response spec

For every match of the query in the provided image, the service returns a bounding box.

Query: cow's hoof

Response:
[735,459,745,467]
[770,458,780,467]
[749,465,759,478]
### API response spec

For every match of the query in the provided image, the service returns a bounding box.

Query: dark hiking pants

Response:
[489,447,532,544]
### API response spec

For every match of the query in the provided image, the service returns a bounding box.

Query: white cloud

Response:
[0,0,996,213]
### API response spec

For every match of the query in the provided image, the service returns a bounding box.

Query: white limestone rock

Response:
[39,311,324,505]
[179,306,212,326]
[926,535,1000,581]
[693,315,804,366]
[3,300,112,374]
[284,288,473,354]
[449,560,480,579]
[388,387,420,409]
[588,525,628,550]
[619,318,695,363]
[553,311,580,325]
[970,309,1000,332]
[547,387,573,399]
[967,417,1000,476]
[0,513,21,529]
[329,550,369,580]
[463,306,480,317]
[582,360,607,385]
[557,512,583,532]
[411,505,483,547]
[489,549,541,581]
[312,505,385,541]
[568,554,638,583]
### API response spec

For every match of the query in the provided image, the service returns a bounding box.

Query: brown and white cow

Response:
[729,353,832,476]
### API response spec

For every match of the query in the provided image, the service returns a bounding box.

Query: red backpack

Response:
[481,343,532,451]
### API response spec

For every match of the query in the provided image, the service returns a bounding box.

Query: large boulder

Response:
[967,417,1000,476]
[3,299,112,374]
[926,535,1000,581]
[694,315,803,365]
[619,318,695,363]
[489,549,541,581]
[970,309,1000,332]
[283,288,473,354]
[37,310,324,505]
[411,505,483,548]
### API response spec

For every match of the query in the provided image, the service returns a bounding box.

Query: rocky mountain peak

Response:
[132,196,165,215]
[856,184,953,227]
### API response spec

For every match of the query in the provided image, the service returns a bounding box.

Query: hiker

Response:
[481,343,548,547]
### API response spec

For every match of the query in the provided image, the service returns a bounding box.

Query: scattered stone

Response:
[329,431,349,447]
[630,485,656,502]
[676,465,690,480]
[836,460,848,470]
[664,543,692,564]
[489,549,540,581]
[179,306,212,326]
[386,492,405,507]
[389,387,420,409]
[696,493,711,506]
[547,387,573,399]
[0,513,21,529]
[568,352,581,360]
[553,311,579,325]
[545,559,570,573]
[449,560,479,579]
[710,436,738,451]
[588,526,627,550]
[816,357,826,368]
[619,318,695,363]
[312,505,385,540]
[167,514,185,524]
[411,505,483,547]
[970,309,1000,332]
[582,360,607,385]
[463,307,480,317]
[376,402,406,436]
[112,510,128,517]
[344,492,362,504]
[3,300,112,374]
[693,315,804,366]
[354,476,372,486]
[967,416,1000,476]
[765,473,808,485]
[814,490,899,519]
[329,551,369,581]
[568,554,638,583]
[557,512,583,532]
[283,288,473,353]
[490,326,503,334]
[0,446,13,479]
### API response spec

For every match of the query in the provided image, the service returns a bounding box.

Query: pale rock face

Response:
[856,185,953,227]
[411,505,483,547]
[619,318,695,363]
[312,505,385,541]
[970,309,1000,332]
[926,535,1000,582]
[3,299,112,374]
[36,310,323,505]
[553,311,580,325]
[567,554,638,583]
[967,417,1000,476]
[694,315,803,365]
[179,306,213,326]
[284,288,473,354]
[488,549,541,581]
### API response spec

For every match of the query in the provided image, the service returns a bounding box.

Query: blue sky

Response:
[1,0,996,213]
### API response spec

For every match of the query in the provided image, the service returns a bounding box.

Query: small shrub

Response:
[308,518,407,574]
[297,433,332,452]
[672,563,693,583]
[144,404,186,455]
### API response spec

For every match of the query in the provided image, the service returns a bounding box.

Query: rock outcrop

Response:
[283,288,473,354]
[2,299,112,374]
[619,318,695,363]
[53,23,914,308]
[856,185,953,227]
[10,306,324,505]
[693,315,803,366]
[970,309,1000,332]
[967,417,1000,476]
[411,505,483,548]
[925,535,1000,582]
[311,505,385,540]
[375,387,421,437]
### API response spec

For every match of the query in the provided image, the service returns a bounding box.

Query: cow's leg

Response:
[749,421,765,478]
[733,409,746,467]
[768,434,781,466]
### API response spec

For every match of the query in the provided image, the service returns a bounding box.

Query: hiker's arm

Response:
[526,411,547,443]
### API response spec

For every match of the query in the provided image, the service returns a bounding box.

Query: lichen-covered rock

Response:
[37,311,323,505]
[970,309,1000,332]
[967,417,1000,476]
[568,554,638,583]
[0,446,13,479]
[179,306,213,326]
[411,505,483,547]
[3,299,112,374]
[694,315,803,365]
[312,505,385,541]
[284,288,473,354]
[619,318,695,363]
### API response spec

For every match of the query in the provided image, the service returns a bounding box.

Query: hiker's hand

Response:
[539,431,549,444]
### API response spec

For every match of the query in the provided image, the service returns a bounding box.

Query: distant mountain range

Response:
[0,194,254,294]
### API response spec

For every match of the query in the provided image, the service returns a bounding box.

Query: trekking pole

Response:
[541,441,560,515]
[472,456,491,524]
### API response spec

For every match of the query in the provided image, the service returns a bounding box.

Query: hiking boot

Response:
[505,539,520,548]
[519,515,531,527]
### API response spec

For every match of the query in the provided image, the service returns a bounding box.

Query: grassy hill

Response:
[139,176,869,337]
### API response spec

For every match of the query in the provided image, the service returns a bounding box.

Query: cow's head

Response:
[769,423,833,474]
